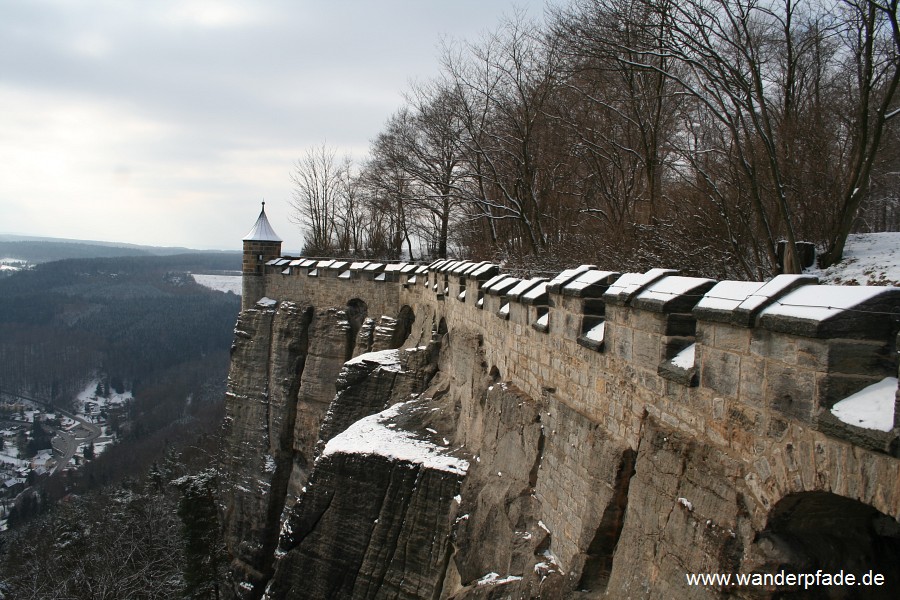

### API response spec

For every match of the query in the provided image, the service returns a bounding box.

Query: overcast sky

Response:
[0,0,552,252]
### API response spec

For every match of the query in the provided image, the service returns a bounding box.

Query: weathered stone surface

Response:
[221,302,312,598]
[605,419,745,600]
[222,306,419,599]
[268,391,465,600]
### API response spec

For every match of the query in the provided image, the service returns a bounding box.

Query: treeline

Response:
[293,0,900,279]
[0,238,225,263]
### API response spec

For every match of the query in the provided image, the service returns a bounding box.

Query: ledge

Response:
[657,361,698,387]
[817,411,900,457]
[603,268,678,306]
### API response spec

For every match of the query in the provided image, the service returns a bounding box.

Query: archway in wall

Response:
[752,491,900,599]
[432,317,448,341]
[390,305,415,349]
[345,299,369,361]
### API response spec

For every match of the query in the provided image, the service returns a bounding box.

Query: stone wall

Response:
[246,257,900,596]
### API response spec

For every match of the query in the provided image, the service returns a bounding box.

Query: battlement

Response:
[251,255,900,454]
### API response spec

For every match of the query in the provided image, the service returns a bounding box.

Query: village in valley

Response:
[0,379,129,527]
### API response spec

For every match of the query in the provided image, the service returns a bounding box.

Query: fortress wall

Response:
[251,258,900,572]
[263,269,400,320]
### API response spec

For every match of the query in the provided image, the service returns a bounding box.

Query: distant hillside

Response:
[0,253,241,404]
[0,234,238,263]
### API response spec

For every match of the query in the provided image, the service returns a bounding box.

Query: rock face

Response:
[221,300,416,598]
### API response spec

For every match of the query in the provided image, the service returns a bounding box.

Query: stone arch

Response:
[489,366,501,383]
[391,305,415,349]
[750,491,900,598]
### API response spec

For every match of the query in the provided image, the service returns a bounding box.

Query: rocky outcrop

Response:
[267,397,466,599]
[221,300,412,599]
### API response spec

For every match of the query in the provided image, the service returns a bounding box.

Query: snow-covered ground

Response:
[0,258,28,273]
[807,232,900,286]
[191,273,242,295]
[73,379,132,416]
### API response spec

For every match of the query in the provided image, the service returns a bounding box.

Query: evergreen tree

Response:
[174,469,224,599]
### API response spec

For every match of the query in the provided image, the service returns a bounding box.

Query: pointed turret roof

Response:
[243,201,282,242]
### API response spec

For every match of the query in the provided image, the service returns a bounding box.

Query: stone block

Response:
[750,329,797,364]
[765,363,816,422]
[818,411,900,458]
[823,339,894,375]
[633,330,662,366]
[714,324,751,354]
[738,355,766,407]
[611,324,633,361]
[700,347,741,398]
[664,313,697,337]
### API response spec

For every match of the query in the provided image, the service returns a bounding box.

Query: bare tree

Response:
[602,0,899,273]
[819,0,900,266]
[552,0,681,227]
[443,12,570,257]
[289,144,345,256]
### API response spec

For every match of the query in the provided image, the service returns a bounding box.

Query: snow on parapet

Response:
[695,281,766,313]
[603,268,678,305]
[546,264,595,293]
[634,275,716,312]
[830,377,897,432]
[562,270,620,297]
[321,400,469,475]
[760,285,889,322]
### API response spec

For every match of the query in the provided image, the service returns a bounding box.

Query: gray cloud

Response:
[0,0,549,251]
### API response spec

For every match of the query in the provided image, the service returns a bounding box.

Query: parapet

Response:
[251,255,900,455]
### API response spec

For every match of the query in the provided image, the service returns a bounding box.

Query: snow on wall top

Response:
[760,285,891,322]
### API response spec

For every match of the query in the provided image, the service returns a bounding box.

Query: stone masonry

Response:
[240,256,900,598]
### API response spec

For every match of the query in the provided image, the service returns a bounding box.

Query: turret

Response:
[242,201,282,309]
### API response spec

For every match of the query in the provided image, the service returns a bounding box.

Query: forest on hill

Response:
[289,0,900,281]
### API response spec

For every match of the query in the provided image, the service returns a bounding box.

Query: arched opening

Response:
[431,317,449,343]
[489,366,501,383]
[391,305,415,349]
[752,491,900,598]
[344,299,368,361]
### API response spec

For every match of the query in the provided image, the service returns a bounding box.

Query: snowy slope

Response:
[807,233,900,286]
